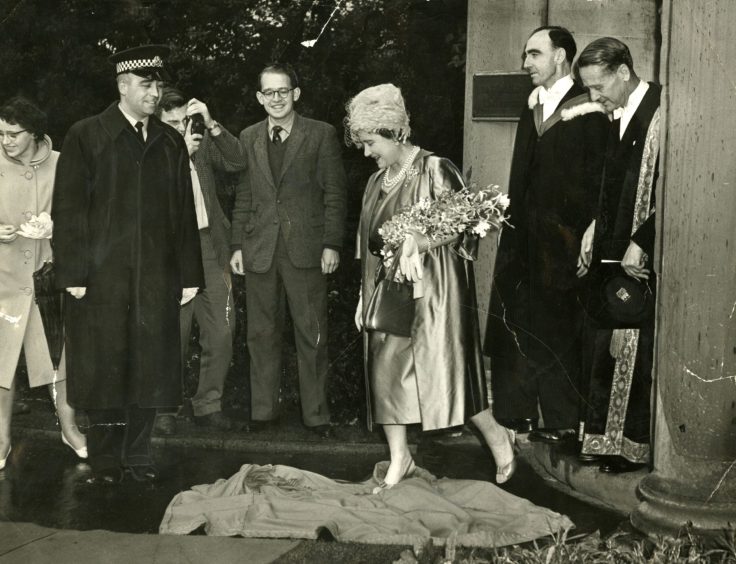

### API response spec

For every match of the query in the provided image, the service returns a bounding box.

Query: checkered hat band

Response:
[116,56,164,74]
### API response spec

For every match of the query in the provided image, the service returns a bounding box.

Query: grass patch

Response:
[274,526,736,564]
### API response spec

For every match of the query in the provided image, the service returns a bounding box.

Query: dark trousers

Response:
[245,235,330,427]
[488,280,582,429]
[86,406,156,471]
[180,229,234,416]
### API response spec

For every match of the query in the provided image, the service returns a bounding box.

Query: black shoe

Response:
[598,456,646,474]
[126,464,160,482]
[498,418,538,433]
[308,424,333,439]
[154,414,177,435]
[12,401,30,416]
[528,428,576,444]
[194,411,239,431]
[86,467,124,486]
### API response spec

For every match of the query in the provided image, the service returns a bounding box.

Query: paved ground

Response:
[0,401,628,563]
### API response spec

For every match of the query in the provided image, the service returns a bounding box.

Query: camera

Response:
[189,113,206,136]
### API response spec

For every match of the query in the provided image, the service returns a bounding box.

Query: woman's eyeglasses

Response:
[0,129,28,142]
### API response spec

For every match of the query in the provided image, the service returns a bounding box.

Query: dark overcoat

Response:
[231,113,347,272]
[52,103,204,409]
[485,83,609,428]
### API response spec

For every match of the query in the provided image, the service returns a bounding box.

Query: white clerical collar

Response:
[614,80,649,138]
[118,104,150,130]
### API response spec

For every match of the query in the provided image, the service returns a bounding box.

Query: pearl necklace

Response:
[382,146,420,189]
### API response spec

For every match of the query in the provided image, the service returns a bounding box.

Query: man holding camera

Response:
[156,87,246,434]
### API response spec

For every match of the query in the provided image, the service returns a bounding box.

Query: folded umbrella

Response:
[32,261,64,371]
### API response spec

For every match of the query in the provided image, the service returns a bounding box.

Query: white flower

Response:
[473,220,491,238]
[17,212,53,239]
[494,193,510,210]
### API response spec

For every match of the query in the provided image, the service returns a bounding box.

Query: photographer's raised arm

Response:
[187,98,246,173]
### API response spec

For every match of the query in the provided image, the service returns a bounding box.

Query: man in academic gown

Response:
[575,37,661,473]
[485,26,608,442]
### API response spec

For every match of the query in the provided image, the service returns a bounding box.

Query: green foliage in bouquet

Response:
[377,185,510,257]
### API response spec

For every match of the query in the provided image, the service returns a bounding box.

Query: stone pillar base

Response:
[632,473,736,538]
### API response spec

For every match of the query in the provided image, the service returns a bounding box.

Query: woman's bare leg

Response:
[0,381,14,458]
[470,407,515,483]
[49,379,86,451]
[381,424,416,487]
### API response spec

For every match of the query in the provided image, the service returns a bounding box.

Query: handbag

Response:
[587,263,654,329]
[364,250,416,337]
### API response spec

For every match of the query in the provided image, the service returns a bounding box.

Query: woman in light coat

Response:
[0,97,86,469]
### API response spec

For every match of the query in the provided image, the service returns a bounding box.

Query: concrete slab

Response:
[0,522,299,564]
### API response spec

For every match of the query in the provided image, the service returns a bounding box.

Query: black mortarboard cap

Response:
[108,44,171,81]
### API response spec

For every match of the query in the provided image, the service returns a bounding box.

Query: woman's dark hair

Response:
[530,25,577,64]
[157,86,186,114]
[576,37,635,74]
[0,97,47,141]
[258,62,299,91]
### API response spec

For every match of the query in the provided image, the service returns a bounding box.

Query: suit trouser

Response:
[180,229,234,417]
[245,235,330,426]
[86,406,156,472]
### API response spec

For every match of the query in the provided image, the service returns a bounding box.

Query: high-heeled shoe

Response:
[372,459,417,494]
[61,433,88,459]
[0,446,10,471]
[492,427,517,484]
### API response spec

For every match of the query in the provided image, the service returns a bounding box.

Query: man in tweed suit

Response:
[230,63,347,438]
[157,87,246,433]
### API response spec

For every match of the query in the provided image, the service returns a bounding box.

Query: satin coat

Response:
[52,103,204,409]
[0,136,61,388]
[357,152,488,431]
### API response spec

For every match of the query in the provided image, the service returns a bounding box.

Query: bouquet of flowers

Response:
[378,184,510,259]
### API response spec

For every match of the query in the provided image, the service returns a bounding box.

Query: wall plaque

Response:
[472,72,533,121]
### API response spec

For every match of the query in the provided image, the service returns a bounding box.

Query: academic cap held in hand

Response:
[108,44,171,81]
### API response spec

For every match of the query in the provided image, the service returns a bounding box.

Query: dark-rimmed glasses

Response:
[260,88,294,100]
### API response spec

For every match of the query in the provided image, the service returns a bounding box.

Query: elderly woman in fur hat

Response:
[346,84,516,492]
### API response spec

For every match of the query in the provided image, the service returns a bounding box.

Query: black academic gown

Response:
[485,83,608,429]
[580,83,661,463]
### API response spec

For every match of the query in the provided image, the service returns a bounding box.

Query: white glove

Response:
[181,287,198,305]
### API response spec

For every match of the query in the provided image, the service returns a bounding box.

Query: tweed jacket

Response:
[192,128,246,267]
[231,113,347,273]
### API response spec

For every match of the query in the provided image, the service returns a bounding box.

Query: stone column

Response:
[631,0,736,536]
